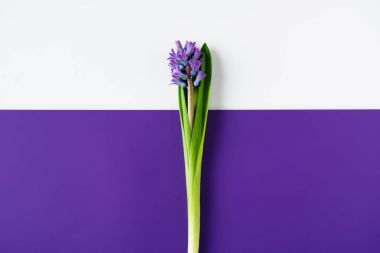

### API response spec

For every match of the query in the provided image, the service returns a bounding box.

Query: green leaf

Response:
[188,43,212,253]
[193,43,212,198]
[178,87,192,190]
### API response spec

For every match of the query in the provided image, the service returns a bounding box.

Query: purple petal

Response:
[170,79,187,87]
[175,40,183,51]
[185,41,196,56]
[189,59,201,72]
[194,70,206,86]
[192,48,202,59]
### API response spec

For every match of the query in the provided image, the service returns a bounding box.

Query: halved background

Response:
[1,1,380,253]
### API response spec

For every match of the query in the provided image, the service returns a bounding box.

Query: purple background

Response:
[1,110,380,253]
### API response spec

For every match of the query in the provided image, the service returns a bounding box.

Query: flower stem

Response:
[187,78,194,129]
[187,186,200,253]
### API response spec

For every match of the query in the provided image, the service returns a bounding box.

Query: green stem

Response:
[186,76,199,253]
[187,183,200,253]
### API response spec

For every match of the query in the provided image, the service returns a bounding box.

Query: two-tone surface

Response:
[1,110,379,253]
[2,1,380,252]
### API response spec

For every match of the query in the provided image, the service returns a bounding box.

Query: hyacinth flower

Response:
[168,41,212,253]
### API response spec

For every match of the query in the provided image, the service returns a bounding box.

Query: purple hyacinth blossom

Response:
[168,40,206,87]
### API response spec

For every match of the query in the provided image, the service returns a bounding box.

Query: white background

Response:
[0,0,380,109]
